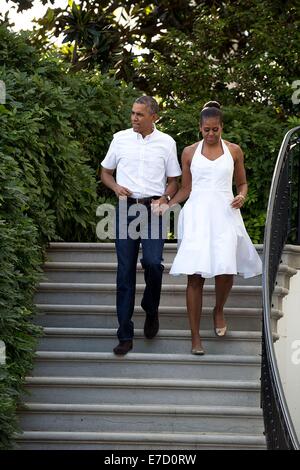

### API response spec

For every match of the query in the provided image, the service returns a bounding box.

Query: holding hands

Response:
[151,196,171,215]
[151,197,170,216]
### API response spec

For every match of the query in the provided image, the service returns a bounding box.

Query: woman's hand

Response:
[231,193,246,209]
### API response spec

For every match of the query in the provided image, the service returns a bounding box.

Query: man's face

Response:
[200,117,223,145]
[131,103,157,136]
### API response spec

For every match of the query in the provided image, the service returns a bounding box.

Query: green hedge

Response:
[0,24,137,448]
[0,153,42,449]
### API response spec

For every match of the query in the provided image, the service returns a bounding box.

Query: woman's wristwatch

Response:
[163,194,171,202]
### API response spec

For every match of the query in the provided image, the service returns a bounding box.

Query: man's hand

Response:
[101,168,132,199]
[114,184,132,198]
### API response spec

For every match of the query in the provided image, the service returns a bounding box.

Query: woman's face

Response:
[200,117,223,145]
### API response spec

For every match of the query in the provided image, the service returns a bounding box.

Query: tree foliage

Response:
[20,1,198,83]
[138,0,300,109]
[0,149,43,449]
[5,0,55,12]
[13,0,299,109]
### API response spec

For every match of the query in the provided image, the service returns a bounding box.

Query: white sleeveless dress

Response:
[170,139,262,278]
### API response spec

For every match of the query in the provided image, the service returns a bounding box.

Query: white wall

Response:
[275,270,300,441]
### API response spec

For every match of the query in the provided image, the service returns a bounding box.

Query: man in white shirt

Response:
[101,96,181,355]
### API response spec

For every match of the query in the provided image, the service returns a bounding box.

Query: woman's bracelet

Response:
[238,193,246,200]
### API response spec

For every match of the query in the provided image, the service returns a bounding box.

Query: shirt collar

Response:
[133,123,157,140]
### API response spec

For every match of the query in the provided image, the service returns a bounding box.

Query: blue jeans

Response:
[115,200,165,341]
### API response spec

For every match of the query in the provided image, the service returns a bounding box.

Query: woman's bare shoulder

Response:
[182,142,200,163]
[224,140,244,160]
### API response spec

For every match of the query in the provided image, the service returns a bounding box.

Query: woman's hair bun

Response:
[200,100,223,124]
[202,100,221,110]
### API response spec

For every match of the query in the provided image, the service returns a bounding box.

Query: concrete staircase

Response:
[16,242,284,450]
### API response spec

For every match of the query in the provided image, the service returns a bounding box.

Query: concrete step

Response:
[32,351,261,381]
[46,242,263,265]
[34,305,281,332]
[42,261,262,286]
[46,243,177,263]
[24,376,261,407]
[38,328,263,356]
[15,430,266,450]
[34,304,282,332]
[34,283,272,308]
[18,403,264,435]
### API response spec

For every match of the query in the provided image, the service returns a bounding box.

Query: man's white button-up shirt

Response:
[101,126,181,198]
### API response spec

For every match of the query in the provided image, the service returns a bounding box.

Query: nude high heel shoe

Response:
[191,346,205,355]
[213,308,227,337]
[191,336,205,355]
[214,325,227,337]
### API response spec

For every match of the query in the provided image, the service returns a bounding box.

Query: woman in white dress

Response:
[168,101,262,355]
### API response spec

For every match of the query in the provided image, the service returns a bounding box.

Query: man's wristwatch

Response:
[163,194,171,202]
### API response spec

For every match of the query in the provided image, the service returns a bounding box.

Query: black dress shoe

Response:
[113,340,133,355]
[144,313,159,339]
